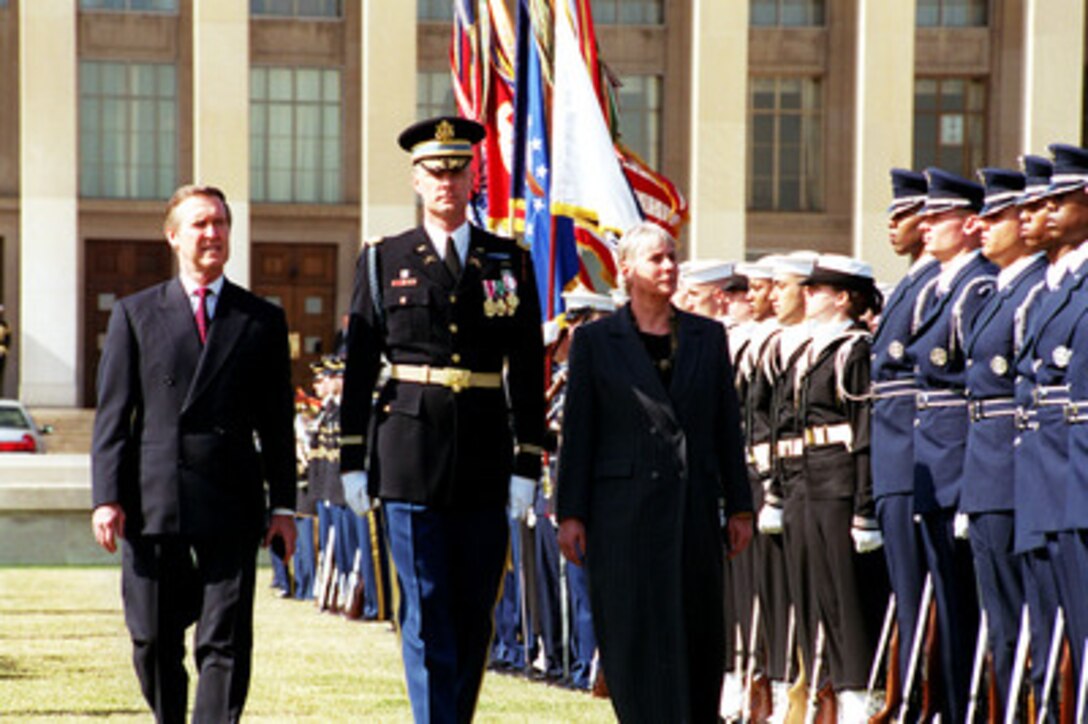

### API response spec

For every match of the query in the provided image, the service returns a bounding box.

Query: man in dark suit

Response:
[91,184,296,724]
[339,116,544,723]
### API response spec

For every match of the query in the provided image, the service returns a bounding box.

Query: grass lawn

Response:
[0,567,615,722]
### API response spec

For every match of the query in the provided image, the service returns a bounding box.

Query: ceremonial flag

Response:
[550,2,642,242]
[618,143,689,239]
[511,0,579,320]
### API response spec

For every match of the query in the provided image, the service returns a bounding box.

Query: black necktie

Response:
[445,237,462,280]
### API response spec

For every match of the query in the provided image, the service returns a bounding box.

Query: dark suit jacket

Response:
[340,225,544,508]
[92,277,295,538]
[556,305,752,723]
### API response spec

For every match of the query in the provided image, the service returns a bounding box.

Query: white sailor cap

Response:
[802,254,875,291]
[562,286,616,313]
[770,251,817,280]
[737,261,773,280]
[679,259,735,285]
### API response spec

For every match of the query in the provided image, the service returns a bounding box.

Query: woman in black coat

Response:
[556,222,754,723]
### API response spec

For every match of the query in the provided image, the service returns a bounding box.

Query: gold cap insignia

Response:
[990,355,1009,376]
[930,347,948,367]
[435,120,455,142]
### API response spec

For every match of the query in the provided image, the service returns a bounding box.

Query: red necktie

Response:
[195,287,210,344]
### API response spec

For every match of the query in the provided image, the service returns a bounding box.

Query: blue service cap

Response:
[920,167,984,215]
[1042,143,1088,199]
[976,168,1025,217]
[1018,154,1054,204]
[398,116,485,171]
[887,168,927,214]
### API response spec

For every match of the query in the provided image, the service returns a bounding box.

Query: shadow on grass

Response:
[2,710,147,717]
[0,655,31,679]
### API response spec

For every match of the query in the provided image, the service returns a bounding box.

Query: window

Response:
[251,0,340,18]
[590,0,663,25]
[418,0,453,21]
[913,77,986,177]
[417,71,457,120]
[251,66,343,203]
[748,77,823,212]
[617,75,662,170]
[750,0,825,26]
[79,61,177,199]
[917,0,988,27]
[80,0,177,10]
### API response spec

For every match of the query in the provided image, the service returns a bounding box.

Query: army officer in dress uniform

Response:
[339,117,545,724]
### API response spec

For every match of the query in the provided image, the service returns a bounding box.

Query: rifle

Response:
[804,622,827,724]
[1004,604,1031,724]
[317,525,337,612]
[870,624,901,724]
[746,597,772,723]
[344,548,365,620]
[867,594,898,716]
[1036,606,1065,724]
[1075,638,1088,724]
[895,573,934,724]
[966,610,990,723]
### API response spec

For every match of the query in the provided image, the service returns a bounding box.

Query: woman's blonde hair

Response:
[616,221,675,293]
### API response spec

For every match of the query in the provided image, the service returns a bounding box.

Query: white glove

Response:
[508,475,536,521]
[757,505,784,535]
[341,471,372,515]
[851,527,884,554]
[954,511,970,540]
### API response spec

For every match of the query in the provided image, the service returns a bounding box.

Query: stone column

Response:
[192,0,251,284]
[19,0,78,405]
[851,0,917,284]
[1022,0,1085,154]
[360,0,416,239]
[686,0,747,261]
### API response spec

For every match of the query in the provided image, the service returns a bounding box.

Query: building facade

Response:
[1,0,1085,406]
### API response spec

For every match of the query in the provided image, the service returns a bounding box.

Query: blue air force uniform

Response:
[908,168,996,722]
[960,166,1045,714]
[870,169,939,684]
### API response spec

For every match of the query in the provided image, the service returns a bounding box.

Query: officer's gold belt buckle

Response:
[390,364,501,393]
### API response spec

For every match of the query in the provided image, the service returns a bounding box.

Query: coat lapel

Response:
[182,280,250,412]
[611,305,681,433]
[157,279,203,395]
[408,228,451,288]
[667,311,705,407]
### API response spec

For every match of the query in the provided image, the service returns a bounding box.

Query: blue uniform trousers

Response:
[270,547,290,594]
[919,509,978,723]
[967,512,1022,716]
[532,516,564,678]
[1021,545,1062,720]
[293,516,316,600]
[876,493,926,684]
[1054,532,1088,682]
[491,515,527,670]
[384,501,508,724]
[564,556,596,689]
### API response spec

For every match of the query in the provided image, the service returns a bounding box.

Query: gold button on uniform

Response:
[451,353,461,364]
[449,323,459,334]
[449,294,457,303]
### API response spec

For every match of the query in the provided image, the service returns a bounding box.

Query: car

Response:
[0,399,51,453]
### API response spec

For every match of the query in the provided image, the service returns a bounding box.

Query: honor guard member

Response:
[292,386,321,600]
[744,260,795,714]
[339,116,545,723]
[677,259,734,323]
[870,169,939,707]
[1055,169,1088,691]
[757,251,817,719]
[908,167,995,722]
[1021,143,1088,686]
[796,255,888,721]
[959,167,1045,716]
